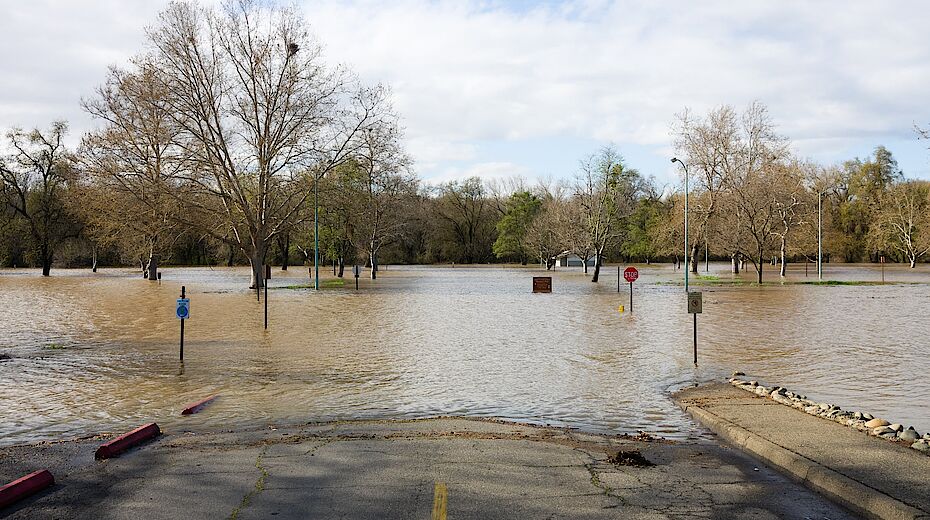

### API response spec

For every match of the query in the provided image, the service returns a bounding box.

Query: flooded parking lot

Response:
[1,263,928,446]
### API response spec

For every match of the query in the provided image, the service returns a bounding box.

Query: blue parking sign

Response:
[176,298,190,319]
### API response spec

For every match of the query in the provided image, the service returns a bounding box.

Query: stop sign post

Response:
[623,267,639,312]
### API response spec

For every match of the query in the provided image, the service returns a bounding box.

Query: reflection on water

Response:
[1,263,928,446]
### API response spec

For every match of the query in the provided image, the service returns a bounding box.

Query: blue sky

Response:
[2,0,928,186]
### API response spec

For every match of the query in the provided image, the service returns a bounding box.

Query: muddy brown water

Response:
[1,263,928,447]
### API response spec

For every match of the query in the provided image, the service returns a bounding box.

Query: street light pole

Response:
[818,189,822,281]
[672,158,689,292]
[314,174,320,290]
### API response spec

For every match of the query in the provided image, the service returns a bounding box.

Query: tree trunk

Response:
[40,243,51,276]
[591,253,602,282]
[779,238,787,278]
[757,247,764,284]
[92,245,98,273]
[226,246,235,267]
[282,234,289,271]
[248,248,265,290]
[910,256,916,268]
[338,257,345,278]
[583,256,589,274]
[731,253,740,274]
[147,254,158,281]
[370,250,378,280]
[689,243,699,274]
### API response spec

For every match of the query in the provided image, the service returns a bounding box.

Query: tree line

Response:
[2,2,929,286]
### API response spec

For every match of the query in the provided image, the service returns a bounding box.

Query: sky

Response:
[2,0,929,187]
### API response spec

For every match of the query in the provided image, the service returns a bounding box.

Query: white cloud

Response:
[302,0,930,178]
[1,0,929,181]
[427,161,532,185]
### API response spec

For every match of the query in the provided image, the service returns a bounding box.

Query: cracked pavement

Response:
[0,418,856,519]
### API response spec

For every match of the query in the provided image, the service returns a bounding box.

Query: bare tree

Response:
[0,122,77,276]
[770,160,812,277]
[522,187,565,269]
[869,180,930,268]
[673,106,738,273]
[351,117,416,279]
[723,102,790,283]
[554,196,593,273]
[81,62,188,279]
[144,1,381,289]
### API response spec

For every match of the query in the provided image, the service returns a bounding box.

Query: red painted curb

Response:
[181,395,218,415]
[0,469,54,509]
[95,423,161,460]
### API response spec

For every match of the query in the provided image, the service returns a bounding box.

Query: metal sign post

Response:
[687,291,703,365]
[176,286,190,361]
[353,265,360,290]
[623,267,639,312]
[881,255,885,284]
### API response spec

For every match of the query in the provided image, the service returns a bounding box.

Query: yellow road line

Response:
[431,482,447,520]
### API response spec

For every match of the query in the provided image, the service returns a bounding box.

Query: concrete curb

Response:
[0,470,54,510]
[95,423,161,460]
[680,403,929,520]
[181,394,218,415]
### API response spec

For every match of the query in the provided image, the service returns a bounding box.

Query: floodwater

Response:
[1,263,928,447]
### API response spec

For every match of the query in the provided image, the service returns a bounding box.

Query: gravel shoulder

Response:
[0,417,854,519]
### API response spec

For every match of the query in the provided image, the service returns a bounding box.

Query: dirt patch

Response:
[607,449,655,467]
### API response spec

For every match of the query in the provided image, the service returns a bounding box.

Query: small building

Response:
[555,254,596,268]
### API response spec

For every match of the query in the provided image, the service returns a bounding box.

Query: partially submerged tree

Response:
[869,180,930,268]
[493,190,541,264]
[770,161,812,277]
[0,122,78,275]
[432,177,496,264]
[351,119,416,278]
[81,62,188,279]
[722,102,789,283]
[572,146,642,282]
[139,1,381,289]
[673,106,737,273]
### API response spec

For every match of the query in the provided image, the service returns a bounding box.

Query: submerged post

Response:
[693,314,697,364]
[687,291,702,365]
[177,286,189,361]
[617,266,620,293]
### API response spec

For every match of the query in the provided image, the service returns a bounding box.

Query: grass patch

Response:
[274,278,346,290]
[44,343,66,350]
[656,278,751,286]
[799,280,903,286]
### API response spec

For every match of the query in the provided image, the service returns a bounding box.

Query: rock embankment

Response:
[728,376,930,455]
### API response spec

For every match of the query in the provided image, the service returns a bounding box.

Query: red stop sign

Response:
[623,267,639,283]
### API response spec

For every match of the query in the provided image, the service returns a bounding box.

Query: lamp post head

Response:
[671,157,679,164]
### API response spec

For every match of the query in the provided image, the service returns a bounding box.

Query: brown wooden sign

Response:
[533,276,552,293]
